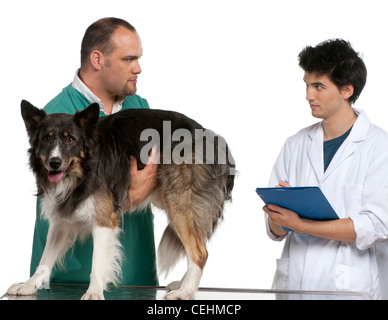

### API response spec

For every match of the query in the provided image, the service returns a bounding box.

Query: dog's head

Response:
[21,100,100,185]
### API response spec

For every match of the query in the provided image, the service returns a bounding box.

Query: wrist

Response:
[128,191,141,207]
[292,218,309,234]
[269,220,287,237]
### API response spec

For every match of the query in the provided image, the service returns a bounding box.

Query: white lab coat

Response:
[266,109,388,299]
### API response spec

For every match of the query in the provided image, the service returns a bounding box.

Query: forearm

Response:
[297,217,356,242]
[264,204,356,242]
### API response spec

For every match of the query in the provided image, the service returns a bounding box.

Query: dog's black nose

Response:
[49,157,62,170]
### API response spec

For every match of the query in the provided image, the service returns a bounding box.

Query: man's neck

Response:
[78,69,115,114]
[322,106,357,141]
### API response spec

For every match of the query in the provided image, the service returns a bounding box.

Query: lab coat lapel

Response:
[322,140,356,180]
[307,123,324,182]
[322,109,369,182]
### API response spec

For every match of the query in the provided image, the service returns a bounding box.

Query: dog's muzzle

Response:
[47,157,66,184]
[49,157,62,170]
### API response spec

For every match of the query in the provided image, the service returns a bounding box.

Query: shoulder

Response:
[366,122,388,155]
[285,122,320,146]
[122,94,149,110]
[355,109,388,146]
[358,118,388,174]
[44,84,90,114]
[368,122,388,140]
[362,110,388,142]
[347,110,388,164]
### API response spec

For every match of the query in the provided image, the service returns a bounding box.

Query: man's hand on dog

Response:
[126,145,158,209]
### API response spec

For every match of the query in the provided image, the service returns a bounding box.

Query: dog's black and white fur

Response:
[7,100,235,300]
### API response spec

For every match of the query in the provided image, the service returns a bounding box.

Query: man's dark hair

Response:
[80,17,136,68]
[298,39,367,104]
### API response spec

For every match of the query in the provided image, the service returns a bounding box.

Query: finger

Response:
[263,205,278,215]
[148,144,159,165]
[278,180,291,187]
[130,156,138,173]
[267,204,283,212]
[263,206,282,225]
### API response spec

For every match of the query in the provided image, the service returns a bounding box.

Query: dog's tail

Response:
[157,224,185,276]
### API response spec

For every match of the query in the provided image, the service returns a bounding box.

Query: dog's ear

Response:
[74,103,100,133]
[21,100,47,135]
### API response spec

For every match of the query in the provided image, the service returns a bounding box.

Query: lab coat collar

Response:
[306,108,370,183]
[348,108,370,142]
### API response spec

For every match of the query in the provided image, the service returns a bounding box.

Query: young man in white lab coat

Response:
[263,39,388,299]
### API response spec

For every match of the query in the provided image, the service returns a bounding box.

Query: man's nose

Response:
[306,87,314,102]
[132,60,142,74]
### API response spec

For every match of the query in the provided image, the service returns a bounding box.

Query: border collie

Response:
[7,100,235,300]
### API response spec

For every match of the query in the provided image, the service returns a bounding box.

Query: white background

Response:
[1,0,388,294]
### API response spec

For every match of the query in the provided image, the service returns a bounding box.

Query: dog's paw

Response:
[164,288,195,300]
[81,291,105,300]
[7,266,50,296]
[166,280,182,291]
[7,283,38,296]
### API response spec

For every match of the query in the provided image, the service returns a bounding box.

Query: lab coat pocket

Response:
[272,258,289,289]
[335,263,372,293]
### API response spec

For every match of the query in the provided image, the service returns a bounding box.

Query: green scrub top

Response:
[29,84,159,286]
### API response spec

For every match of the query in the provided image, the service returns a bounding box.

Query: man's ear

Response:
[90,50,105,70]
[20,100,47,136]
[74,103,100,133]
[341,84,354,101]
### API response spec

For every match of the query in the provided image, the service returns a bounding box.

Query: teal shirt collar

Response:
[71,69,124,115]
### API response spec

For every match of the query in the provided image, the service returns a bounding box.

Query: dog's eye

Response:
[42,134,51,142]
[66,136,76,144]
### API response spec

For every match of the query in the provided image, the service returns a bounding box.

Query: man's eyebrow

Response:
[122,55,140,60]
[311,81,326,87]
[303,79,326,87]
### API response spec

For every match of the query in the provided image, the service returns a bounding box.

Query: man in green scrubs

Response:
[30,18,159,286]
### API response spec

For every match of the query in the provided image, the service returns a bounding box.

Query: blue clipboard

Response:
[256,187,339,232]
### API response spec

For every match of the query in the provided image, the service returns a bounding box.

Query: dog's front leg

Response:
[81,225,121,300]
[8,222,72,296]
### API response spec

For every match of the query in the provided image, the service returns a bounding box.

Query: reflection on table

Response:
[1,283,366,300]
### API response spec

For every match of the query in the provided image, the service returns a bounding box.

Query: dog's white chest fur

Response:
[41,179,96,227]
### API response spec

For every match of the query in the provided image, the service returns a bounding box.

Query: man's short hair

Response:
[80,17,136,68]
[298,39,367,104]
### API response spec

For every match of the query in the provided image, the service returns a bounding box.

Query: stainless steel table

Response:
[1,283,365,300]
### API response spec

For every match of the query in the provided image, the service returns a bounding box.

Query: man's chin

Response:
[124,85,137,97]
[311,110,323,119]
